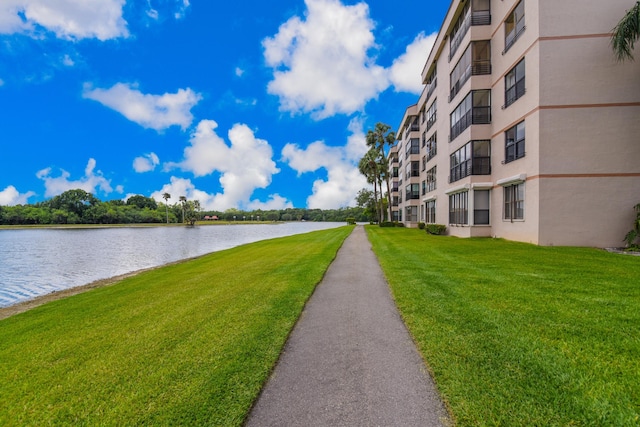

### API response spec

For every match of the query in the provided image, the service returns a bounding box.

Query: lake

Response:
[0,222,345,308]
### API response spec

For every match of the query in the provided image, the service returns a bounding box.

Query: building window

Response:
[450,90,491,141]
[504,182,524,220]
[504,0,525,53]
[406,138,420,159]
[448,0,491,61]
[426,133,437,161]
[504,58,525,108]
[422,155,426,171]
[406,183,420,200]
[426,100,437,132]
[425,69,437,101]
[450,40,491,101]
[426,166,437,193]
[449,140,491,183]
[449,192,469,225]
[406,206,418,222]
[474,190,490,225]
[421,180,426,196]
[505,121,525,163]
[406,161,420,179]
[426,200,436,224]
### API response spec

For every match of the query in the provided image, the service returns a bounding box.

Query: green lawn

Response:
[367,227,640,426]
[0,226,352,426]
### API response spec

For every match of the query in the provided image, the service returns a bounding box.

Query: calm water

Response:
[0,222,344,308]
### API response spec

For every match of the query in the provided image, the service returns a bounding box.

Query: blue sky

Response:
[0,0,449,210]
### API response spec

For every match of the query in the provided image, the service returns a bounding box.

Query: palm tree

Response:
[179,196,187,223]
[162,192,171,224]
[612,1,640,61]
[366,123,396,222]
[359,149,381,223]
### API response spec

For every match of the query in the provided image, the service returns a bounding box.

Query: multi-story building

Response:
[392,0,640,247]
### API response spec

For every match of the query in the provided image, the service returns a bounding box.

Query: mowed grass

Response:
[366,227,640,426]
[0,226,352,426]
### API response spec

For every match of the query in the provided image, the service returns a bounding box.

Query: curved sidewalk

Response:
[245,226,450,426]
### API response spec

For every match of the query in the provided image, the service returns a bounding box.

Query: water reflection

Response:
[0,223,343,307]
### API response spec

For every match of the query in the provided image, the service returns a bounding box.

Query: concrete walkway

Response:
[245,226,450,427]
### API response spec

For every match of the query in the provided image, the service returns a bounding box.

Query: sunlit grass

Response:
[367,226,640,426]
[0,226,352,426]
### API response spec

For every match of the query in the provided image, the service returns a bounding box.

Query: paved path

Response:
[246,226,450,427]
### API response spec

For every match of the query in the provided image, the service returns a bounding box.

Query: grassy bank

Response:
[367,227,640,426]
[0,226,352,426]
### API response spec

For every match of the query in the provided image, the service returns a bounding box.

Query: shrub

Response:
[395,222,405,227]
[426,224,447,235]
[418,222,426,230]
[380,221,396,227]
[346,217,356,225]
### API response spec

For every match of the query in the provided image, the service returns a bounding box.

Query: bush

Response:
[418,222,426,230]
[395,222,405,227]
[346,217,356,225]
[380,221,396,227]
[426,224,447,235]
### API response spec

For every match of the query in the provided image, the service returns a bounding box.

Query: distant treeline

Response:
[0,189,370,225]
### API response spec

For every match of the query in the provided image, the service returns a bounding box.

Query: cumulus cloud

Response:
[133,152,160,173]
[0,0,129,40]
[281,118,369,209]
[388,32,437,94]
[0,185,35,206]
[263,0,388,119]
[150,177,291,212]
[165,120,286,210]
[247,195,294,210]
[36,158,113,198]
[83,83,202,131]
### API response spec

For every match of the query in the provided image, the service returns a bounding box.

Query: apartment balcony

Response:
[450,106,491,141]
[471,10,491,26]
[449,157,491,183]
[450,60,492,102]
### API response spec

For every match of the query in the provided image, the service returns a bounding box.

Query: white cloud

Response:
[174,0,190,19]
[388,32,436,94]
[0,185,35,206]
[247,195,293,211]
[282,117,369,209]
[83,83,202,131]
[165,120,284,210]
[235,67,245,77]
[0,0,129,40]
[36,158,113,198]
[62,54,74,67]
[150,176,290,212]
[133,152,160,173]
[263,0,388,119]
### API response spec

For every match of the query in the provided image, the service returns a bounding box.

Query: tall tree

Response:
[612,1,640,61]
[365,123,396,222]
[179,196,187,223]
[359,148,381,223]
[162,192,171,224]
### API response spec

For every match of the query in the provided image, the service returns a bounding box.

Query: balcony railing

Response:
[471,10,491,26]
[472,60,491,75]
[504,78,525,108]
[426,114,437,132]
[425,77,437,101]
[504,20,526,53]
[449,156,491,183]
[449,11,471,61]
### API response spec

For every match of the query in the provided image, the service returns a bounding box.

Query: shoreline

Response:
[0,254,207,321]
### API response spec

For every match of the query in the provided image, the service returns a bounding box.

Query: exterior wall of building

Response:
[392,0,640,246]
